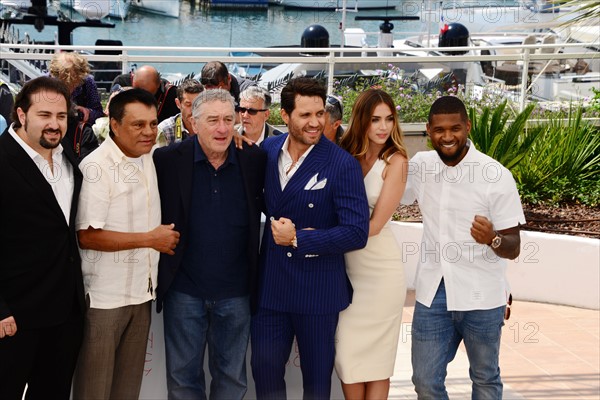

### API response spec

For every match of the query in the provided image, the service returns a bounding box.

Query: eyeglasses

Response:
[237,106,268,116]
[326,95,343,116]
[504,294,512,320]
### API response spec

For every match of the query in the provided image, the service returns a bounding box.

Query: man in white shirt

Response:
[402,96,525,399]
[0,76,85,399]
[238,86,282,145]
[73,88,180,399]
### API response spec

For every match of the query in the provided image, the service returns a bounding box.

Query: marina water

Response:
[14,1,529,75]
[12,0,556,78]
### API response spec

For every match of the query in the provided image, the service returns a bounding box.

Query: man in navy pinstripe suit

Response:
[251,78,370,399]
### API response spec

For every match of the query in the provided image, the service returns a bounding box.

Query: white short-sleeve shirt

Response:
[402,141,526,311]
[76,135,161,309]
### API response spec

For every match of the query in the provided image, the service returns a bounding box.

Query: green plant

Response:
[514,106,600,205]
[268,103,284,126]
[333,67,450,123]
[588,86,600,115]
[519,177,600,206]
[468,102,540,170]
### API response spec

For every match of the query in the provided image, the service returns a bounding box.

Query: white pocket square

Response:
[304,173,318,190]
[304,174,328,190]
[311,179,327,190]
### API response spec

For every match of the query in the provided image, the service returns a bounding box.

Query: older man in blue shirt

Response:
[153,89,266,400]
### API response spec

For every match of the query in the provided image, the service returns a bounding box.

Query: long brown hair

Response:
[340,89,407,162]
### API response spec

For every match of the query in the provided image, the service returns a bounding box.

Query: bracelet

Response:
[290,235,297,249]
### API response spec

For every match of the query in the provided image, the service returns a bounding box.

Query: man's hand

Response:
[149,223,180,255]
[271,217,296,246]
[75,105,90,123]
[471,215,522,259]
[233,133,254,149]
[470,215,495,245]
[0,316,17,339]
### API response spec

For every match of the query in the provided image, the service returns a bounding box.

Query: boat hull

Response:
[279,0,395,10]
[130,0,180,18]
[60,0,130,19]
[210,0,269,9]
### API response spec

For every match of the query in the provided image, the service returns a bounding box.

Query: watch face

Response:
[492,236,502,249]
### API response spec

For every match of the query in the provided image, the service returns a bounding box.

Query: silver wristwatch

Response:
[491,231,502,249]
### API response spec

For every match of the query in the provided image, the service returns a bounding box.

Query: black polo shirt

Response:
[172,140,249,300]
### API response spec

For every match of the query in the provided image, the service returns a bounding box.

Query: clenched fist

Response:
[150,223,180,255]
[470,215,495,245]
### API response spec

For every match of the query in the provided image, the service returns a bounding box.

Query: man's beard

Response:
[24,120,62,150]
[40,132,62,149]
[434,142,468,165]
[434,148,462,164]
[288,123,322,147]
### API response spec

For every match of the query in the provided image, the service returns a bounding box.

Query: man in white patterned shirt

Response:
[158,78,204,146]
[73,88,180,399]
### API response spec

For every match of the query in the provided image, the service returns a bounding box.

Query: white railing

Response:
[1,40,599,110]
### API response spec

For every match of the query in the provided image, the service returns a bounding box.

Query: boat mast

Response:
[340,0,348,49]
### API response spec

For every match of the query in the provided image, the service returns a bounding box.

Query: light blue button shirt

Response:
[0,115,7,134]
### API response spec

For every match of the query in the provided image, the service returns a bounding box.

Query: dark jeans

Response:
[163,290,251,400]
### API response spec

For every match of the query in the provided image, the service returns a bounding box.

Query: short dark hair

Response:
[12,76,71,129]
[280,77,326,116]
[108,88,157,136]
[176,78,204,101]
[200,61,229,87]
[428,96,468,124]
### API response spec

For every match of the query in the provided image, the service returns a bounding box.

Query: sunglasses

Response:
[326,95,343,115]
[200,77,222,87]
[504,294,512,320]
[237,106,268,116]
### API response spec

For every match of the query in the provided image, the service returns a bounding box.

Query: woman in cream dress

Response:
[336,89,408,399]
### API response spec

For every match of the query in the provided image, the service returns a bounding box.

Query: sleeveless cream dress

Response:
[335,158,406,384]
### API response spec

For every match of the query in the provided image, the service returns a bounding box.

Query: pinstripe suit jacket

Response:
[258,133,369,315]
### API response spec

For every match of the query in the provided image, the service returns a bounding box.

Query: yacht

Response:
[130,0,180,18]
[60,0,130,20]
[277,0,395,10]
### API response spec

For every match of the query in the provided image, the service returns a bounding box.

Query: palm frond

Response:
[555,0,600,28]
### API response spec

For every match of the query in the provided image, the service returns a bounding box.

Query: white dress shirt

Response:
[238,124,267,146]
[402,141,526,311]
[8,125,74,223]
[278,135,315,190]
[76,134,161,309]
